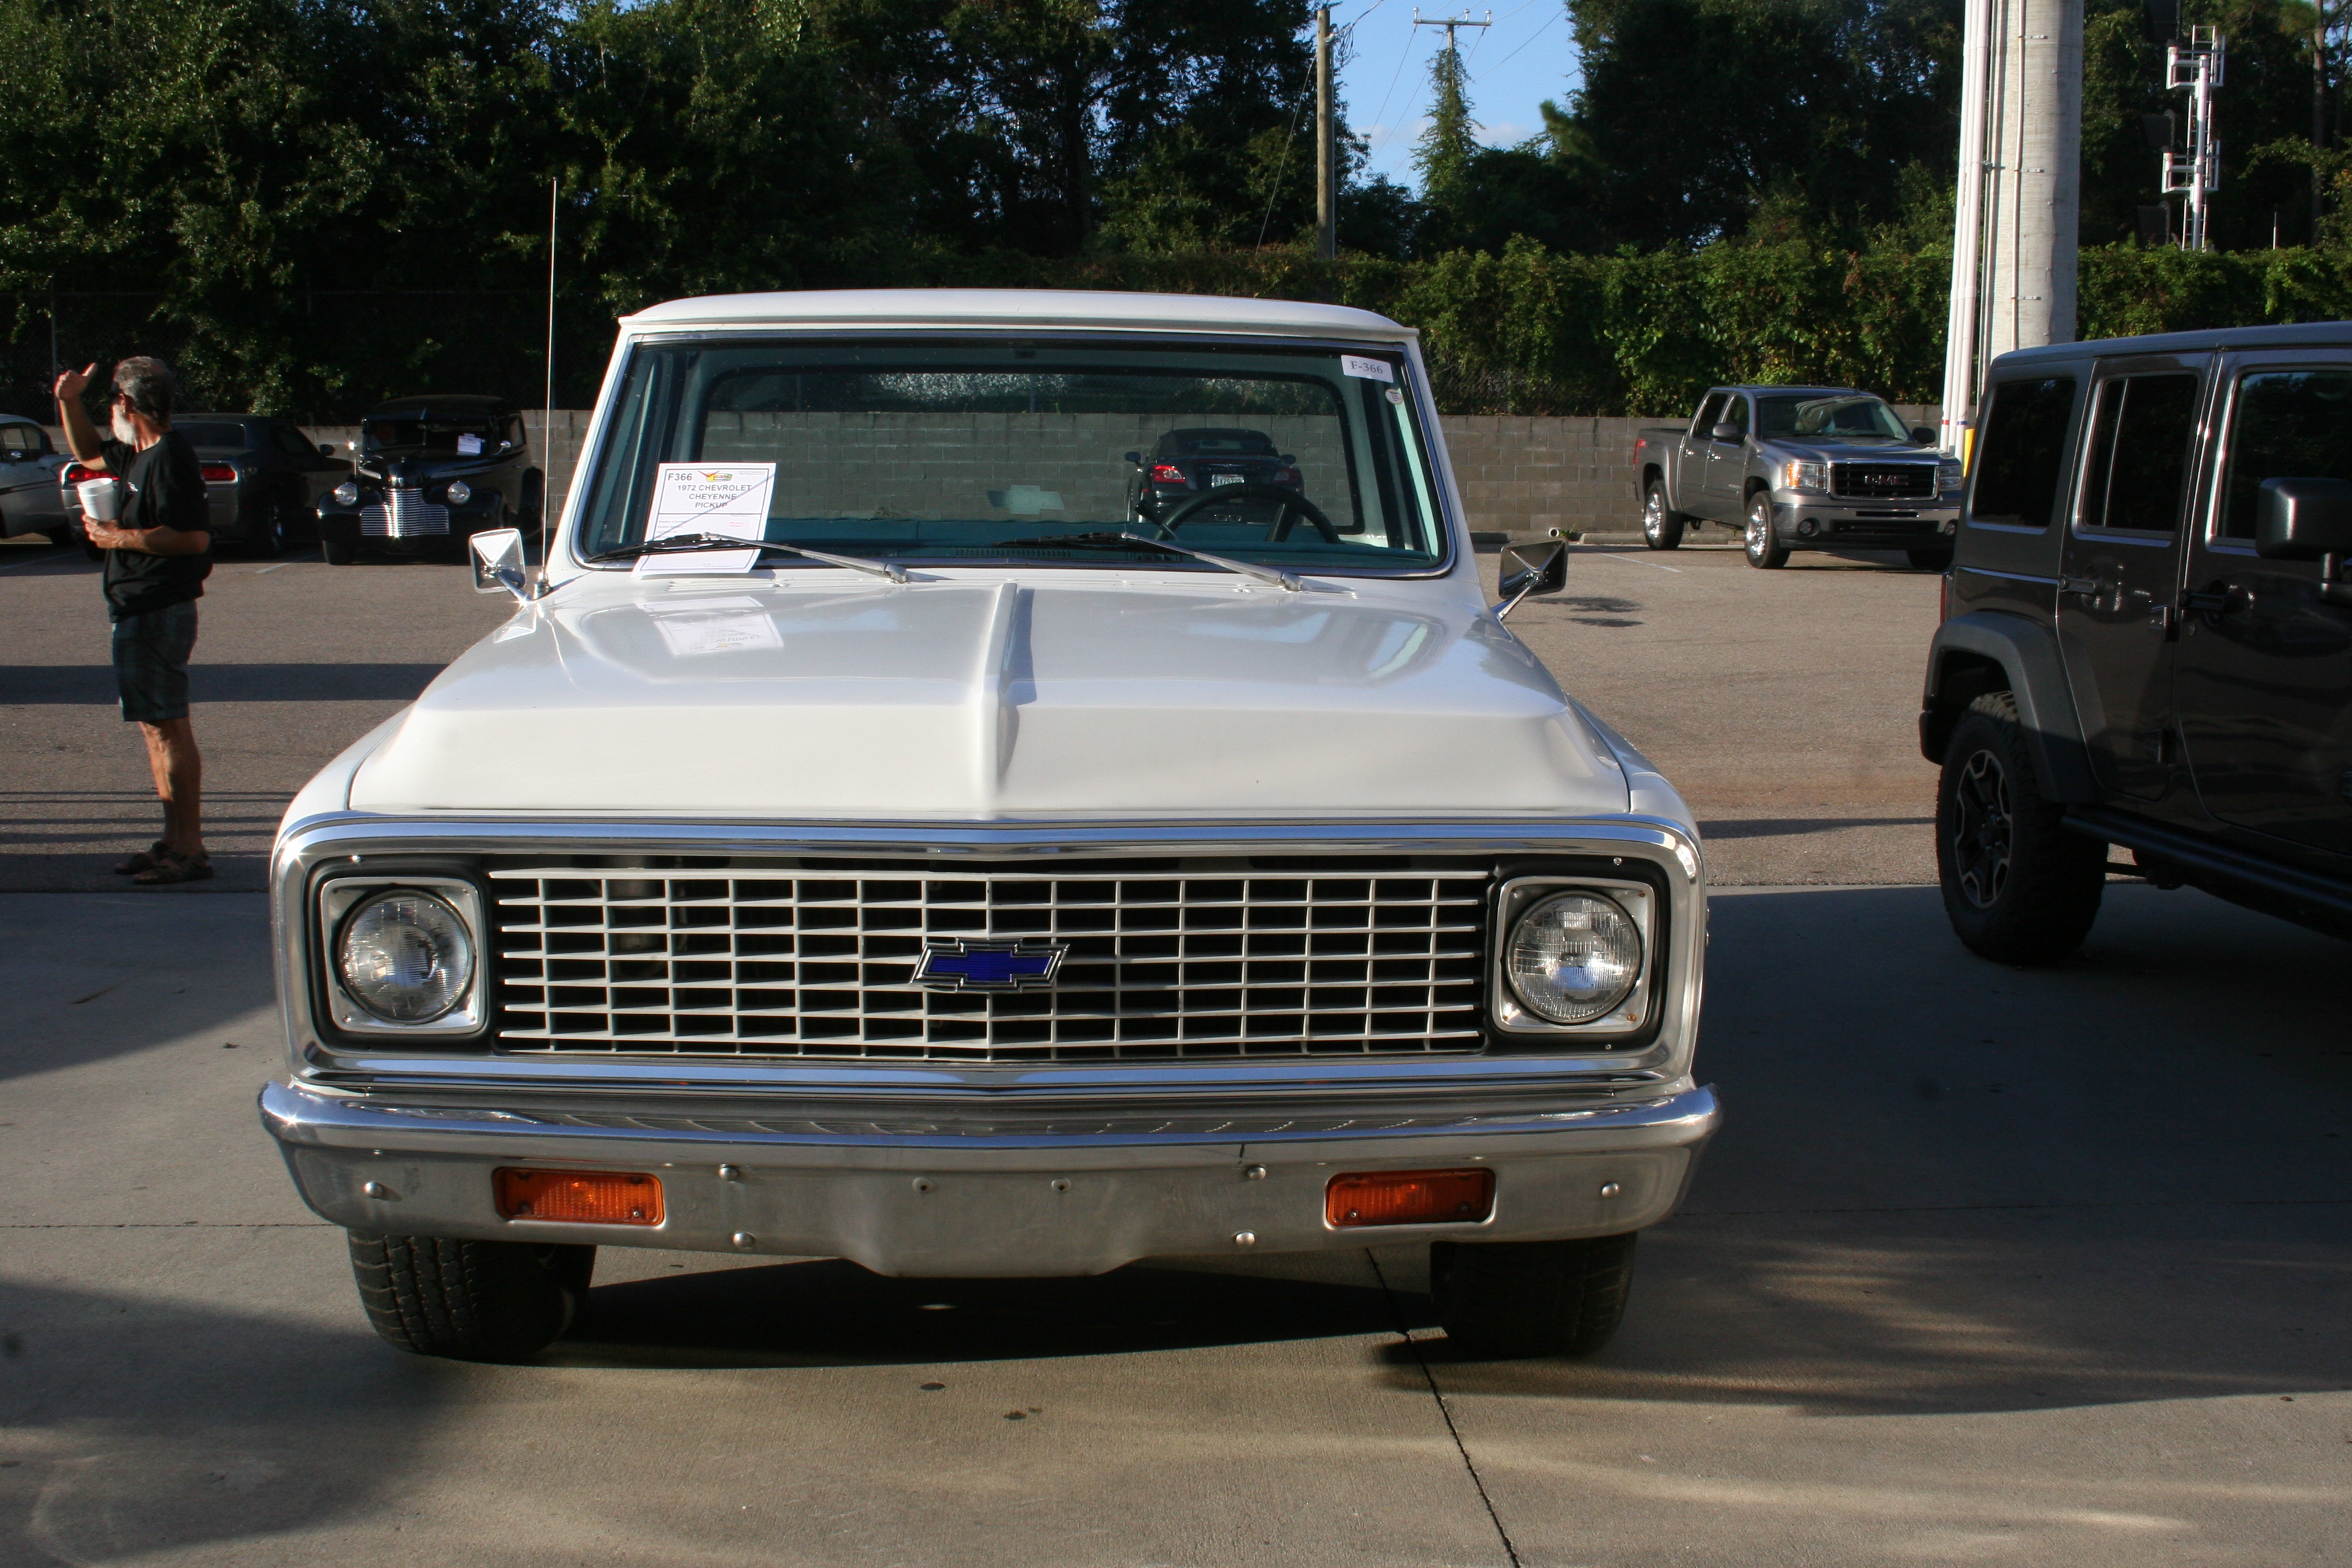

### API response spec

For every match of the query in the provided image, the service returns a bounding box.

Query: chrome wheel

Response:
[1745,509,1766,557]
[1949,748,2012,909]
[1643,489,1663,544]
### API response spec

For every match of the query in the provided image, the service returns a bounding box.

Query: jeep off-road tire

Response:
[1431,1232,1638,1358]
[347,1231,595,1361]
[1640,479,1685,551]
[1937,691,2105,963]
[1743,491,1788,569]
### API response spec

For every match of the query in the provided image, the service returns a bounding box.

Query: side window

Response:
[1692,393,1725,435]
[1721,397,1749,438]
[2075,373,2200,535]
[0,424,37,458]
[2219,368,2352,540]
[1969,375,2077,530]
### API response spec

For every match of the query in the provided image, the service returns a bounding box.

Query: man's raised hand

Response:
[53,363,95,401]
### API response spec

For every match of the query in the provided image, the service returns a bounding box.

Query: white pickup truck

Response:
[260,289,1719,1361]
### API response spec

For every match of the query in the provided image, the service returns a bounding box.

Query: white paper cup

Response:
[77,477,124,522]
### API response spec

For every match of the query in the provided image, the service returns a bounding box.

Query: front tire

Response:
[1640,480,1685,550]
[1431,1232,1637,1358]
[348,1232,595,1361]
[1937,691,2105,963]
[1743,491,1788,569]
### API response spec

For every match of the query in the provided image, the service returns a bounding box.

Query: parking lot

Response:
[3,536,2347,1566]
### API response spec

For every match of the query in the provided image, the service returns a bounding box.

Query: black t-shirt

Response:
[98,429,212,620]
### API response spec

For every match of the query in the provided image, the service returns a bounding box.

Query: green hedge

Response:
[907,239,2352,417]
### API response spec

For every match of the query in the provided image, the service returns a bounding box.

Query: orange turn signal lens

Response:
[494,1167,664,1226]
[1325,1167,1495,1228]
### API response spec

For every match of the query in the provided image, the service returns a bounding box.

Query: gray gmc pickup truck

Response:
[1632,385,1963,569]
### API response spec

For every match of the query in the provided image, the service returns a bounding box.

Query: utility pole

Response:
[2163,27,2225,250]
[1412,8,1491,59]
[1316,5,1336,260]
[1941,0,2082,460]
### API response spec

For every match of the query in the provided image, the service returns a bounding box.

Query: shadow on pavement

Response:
[555,1257,1423,1370]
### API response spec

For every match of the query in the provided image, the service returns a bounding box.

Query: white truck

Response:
[260,289,1720,1361]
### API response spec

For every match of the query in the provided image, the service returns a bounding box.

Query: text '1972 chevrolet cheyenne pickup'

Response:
[260,289,1721,1361]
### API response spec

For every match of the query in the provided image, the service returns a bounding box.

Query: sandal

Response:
[114,840,171,875]
[132,848,214,886]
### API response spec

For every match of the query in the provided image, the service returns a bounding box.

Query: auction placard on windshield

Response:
[634,462,778,575]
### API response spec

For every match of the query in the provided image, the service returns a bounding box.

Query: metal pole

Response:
[542,175,557,579]
[1315,5,1336,260]
[1941,0,1993,458]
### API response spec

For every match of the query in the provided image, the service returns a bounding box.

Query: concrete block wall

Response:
[90,399,1939,542]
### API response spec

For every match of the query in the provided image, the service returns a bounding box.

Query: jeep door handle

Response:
[2183,584,2251,616]
[2059,576,2100,597]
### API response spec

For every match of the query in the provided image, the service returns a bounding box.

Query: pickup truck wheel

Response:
[1640,481,1684,550]
[1430,1232,1637,1358]
[1937,691,2104,963]
[346,1231,595,1361]
[1743,492,1788,569]
[1908,546,1953,571]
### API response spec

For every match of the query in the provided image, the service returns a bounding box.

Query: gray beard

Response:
[110,409,138,444]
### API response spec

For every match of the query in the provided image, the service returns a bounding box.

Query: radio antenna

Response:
[542,175,558,584]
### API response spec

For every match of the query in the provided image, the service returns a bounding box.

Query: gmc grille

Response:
[488,857,1490,1063]
[1829,462,1937,500]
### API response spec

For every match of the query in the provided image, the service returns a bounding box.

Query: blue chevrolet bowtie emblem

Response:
[912,938,1067,991]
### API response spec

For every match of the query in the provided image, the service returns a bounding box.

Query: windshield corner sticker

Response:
[636,462,779,575]
[1340,354,1395,384]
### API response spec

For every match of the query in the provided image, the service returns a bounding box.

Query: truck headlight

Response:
[1938,458,1963,492]
[337,890,475,1022]
[1504,891,1643,1024]
[445,479,472,505]
[1781,460,1826,493]
[332,481,360,506]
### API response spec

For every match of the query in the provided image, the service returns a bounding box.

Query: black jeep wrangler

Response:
[1922,324,2352,961]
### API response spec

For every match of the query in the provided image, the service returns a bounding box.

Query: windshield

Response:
[573,338,1449,573]
[363,416,504,457]
[1755,394,1911,442]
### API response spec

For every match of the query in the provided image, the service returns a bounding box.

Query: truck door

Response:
[1682,393,1726,519]
[1702,393,1750,518]
[2174,354,2352,858]
[2055,353,2209,801]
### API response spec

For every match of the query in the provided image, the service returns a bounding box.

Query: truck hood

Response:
[1756,438,1941,463]
[347,574,1628,819]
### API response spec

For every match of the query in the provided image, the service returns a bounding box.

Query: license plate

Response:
[1210,473,1243,487]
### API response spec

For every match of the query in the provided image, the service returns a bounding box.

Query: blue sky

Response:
[1331,1,1581,191]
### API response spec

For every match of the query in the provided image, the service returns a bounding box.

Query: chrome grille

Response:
[489,859,1490,1062]
[360,489,450,537]
[1829,462,1936,500]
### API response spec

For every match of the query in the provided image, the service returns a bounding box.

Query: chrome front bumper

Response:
[260,1079,1720,1277]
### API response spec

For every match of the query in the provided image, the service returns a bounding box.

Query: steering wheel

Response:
[1153,481,1342,544]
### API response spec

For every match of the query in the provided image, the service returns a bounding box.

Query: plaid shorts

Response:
[111,601,199,724]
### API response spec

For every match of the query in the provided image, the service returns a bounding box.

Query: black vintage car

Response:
[1124,428,1306,529]
[317,395,543,564]
[1920,322,2352,961]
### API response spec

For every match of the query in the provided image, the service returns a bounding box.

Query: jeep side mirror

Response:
[1710,422,1742,442]
[1491,539,1569,620]
[2258,478,2352,603]
[470,526,532,603]
[1910,426,1935,445]
[1124,451,1141,465]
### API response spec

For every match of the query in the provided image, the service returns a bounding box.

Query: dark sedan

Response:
[59,413,348,558]
[1124,428,1304,528]
[316,395,543,564]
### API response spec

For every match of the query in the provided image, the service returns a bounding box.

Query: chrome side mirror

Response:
[1491,539,1569,620]
[470,527,532,603]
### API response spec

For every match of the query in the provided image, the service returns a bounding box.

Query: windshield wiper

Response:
[587,532,908,583]
[986,530,1302,593]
